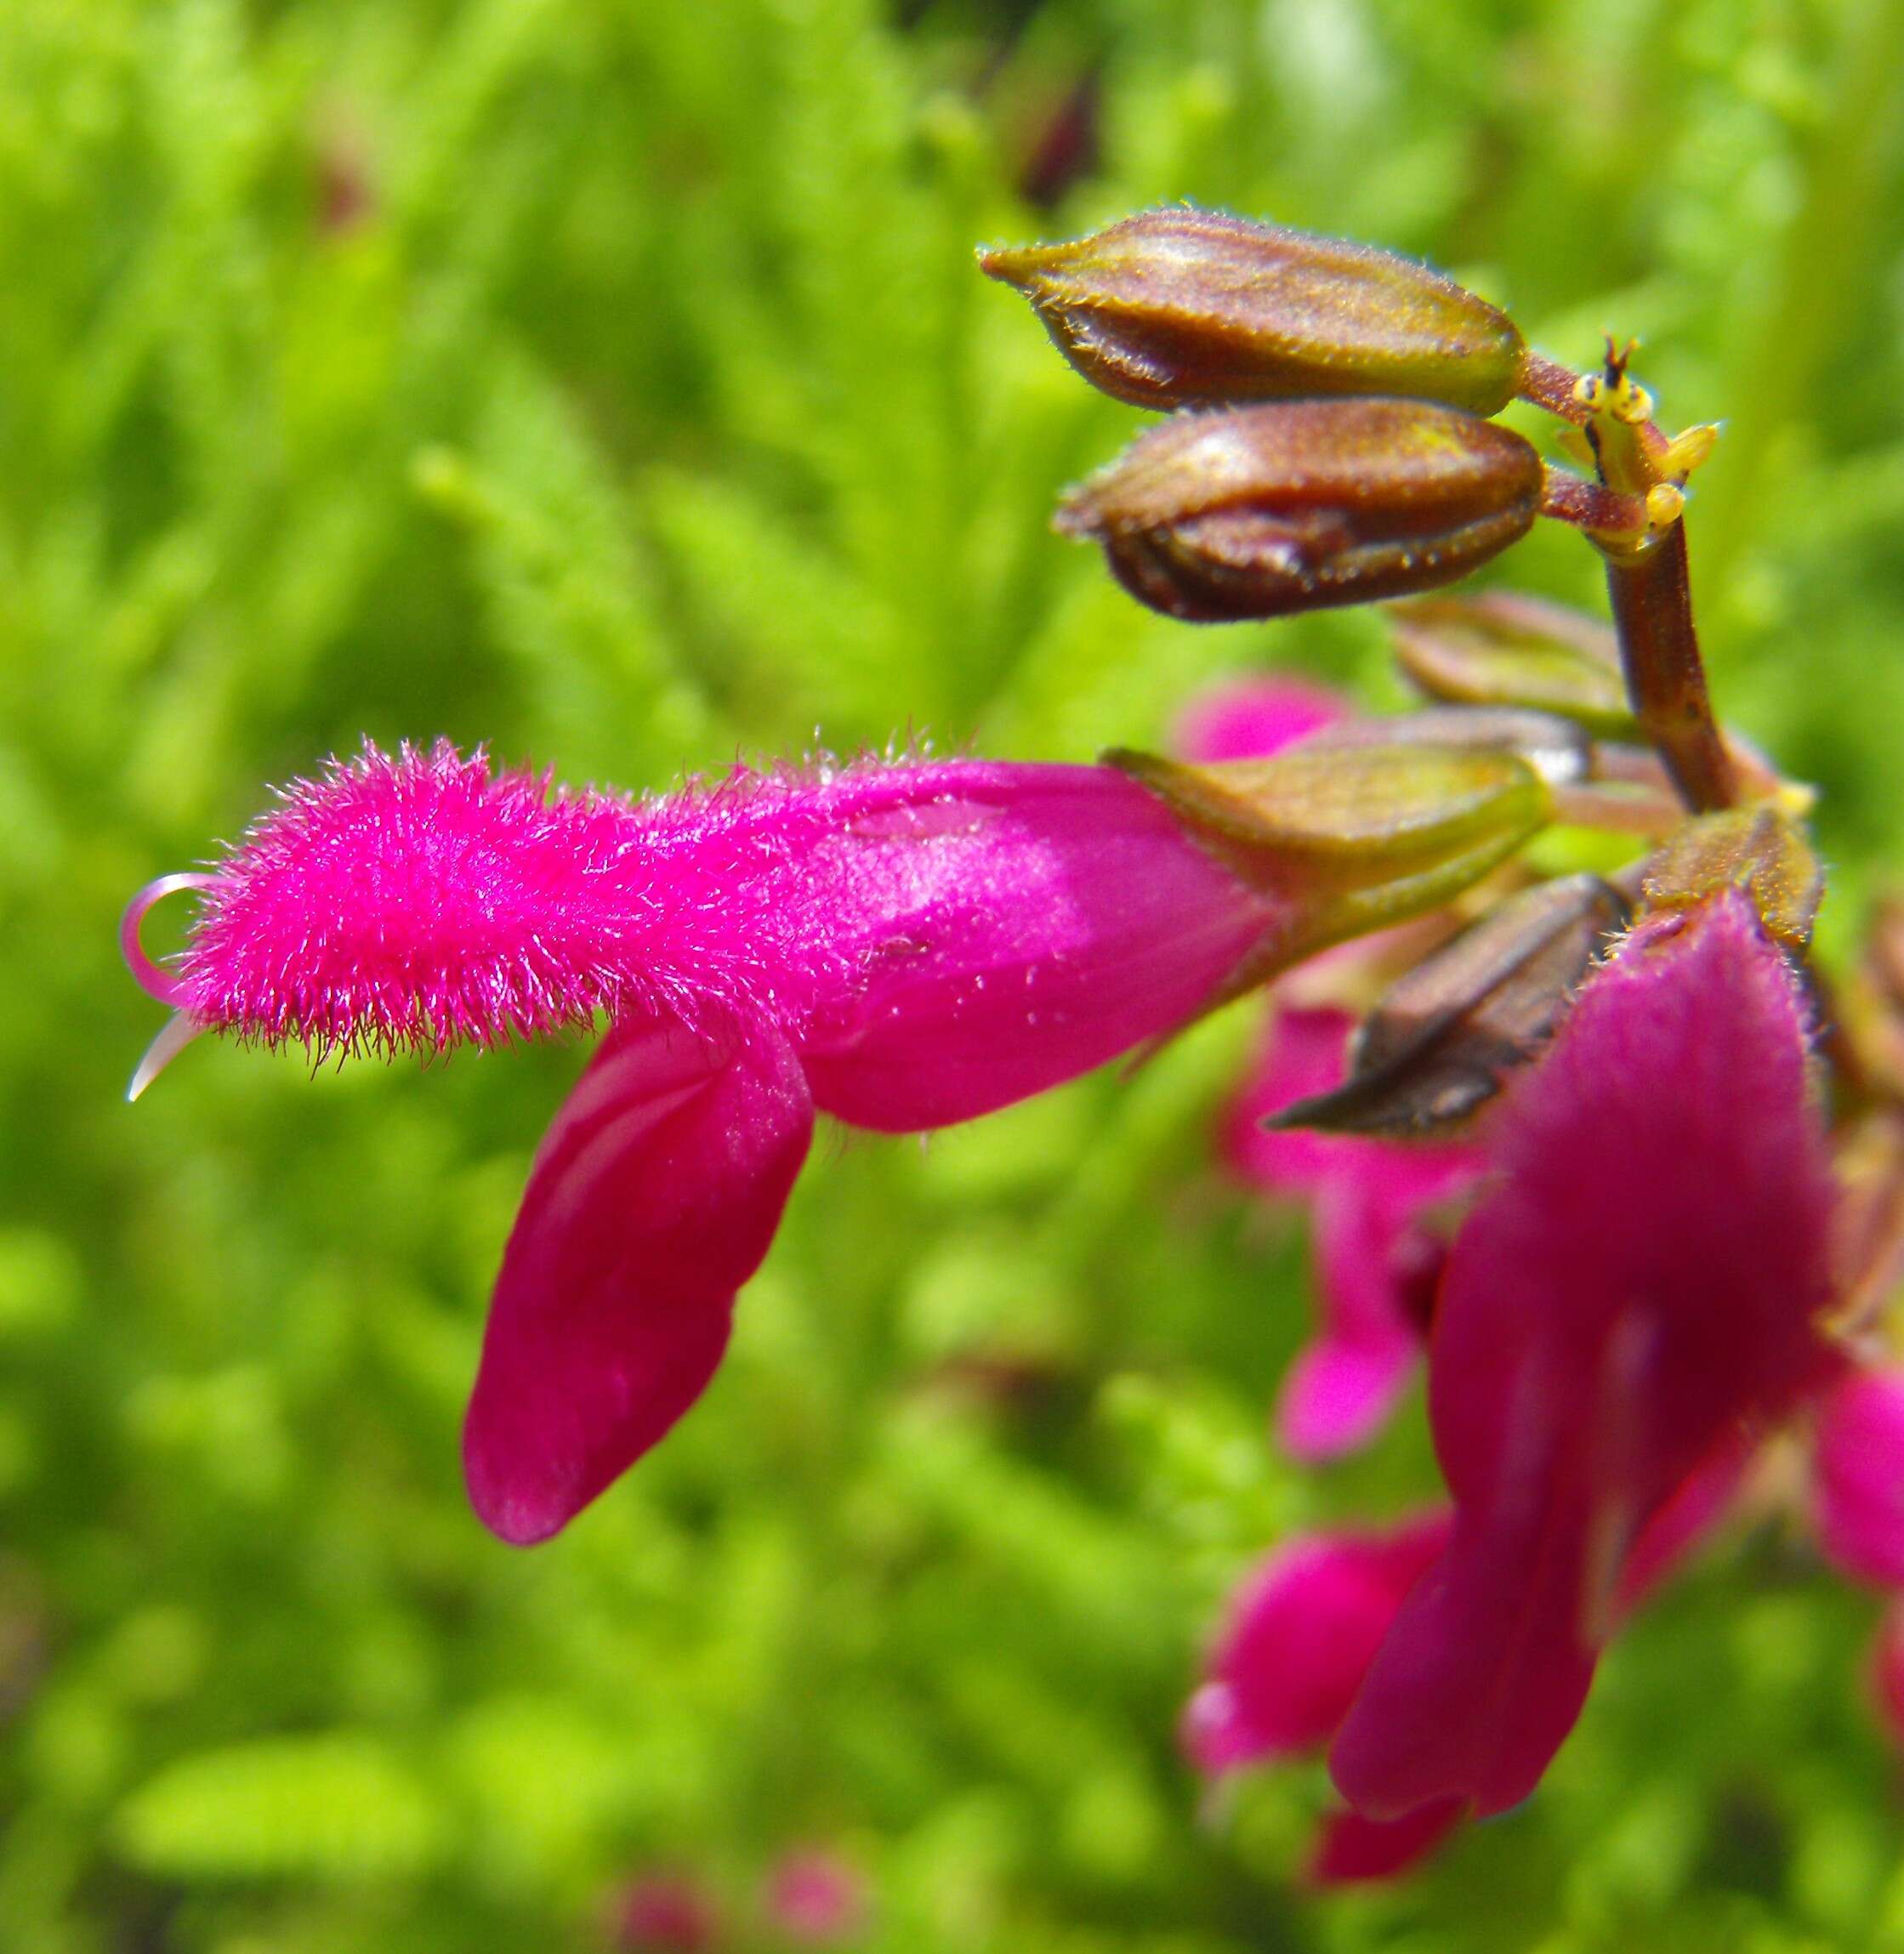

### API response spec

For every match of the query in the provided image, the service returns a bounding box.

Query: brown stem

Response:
[1516,350,1591,424]
[1538,464,1646,534]
[1603,523,1736,813]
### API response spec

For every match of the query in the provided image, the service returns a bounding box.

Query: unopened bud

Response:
[980,208,1526,414]
[1266,873,1629,1138]
[1108,740,1551,987]
[1386,593,1635,736]
[1640,806,1822,949]
[1058,400,1541,622]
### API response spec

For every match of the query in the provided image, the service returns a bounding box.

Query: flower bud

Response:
[1267,874,1630,1139]
[980,208,1526,413]
[1386,594,1636,737]
[1058,400,1541,622]
[1108,740,1551,989]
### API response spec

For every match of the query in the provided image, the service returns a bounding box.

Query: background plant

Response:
[3,0,1904,1949]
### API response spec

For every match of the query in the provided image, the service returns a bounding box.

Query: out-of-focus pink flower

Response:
[1332,891,1839,1821]
[1176,676,1485,1460]
[1182,1513,1452,1772]
[1870,1602,1904,1746]
[1180,1513,1464,1883]
[123,742,1291,1544]
[764,1849,868,1944]
[1813,1366,1904,1587]
[1172,673,1347,764]
[1227,1007,1482,1458]
[612,1872,721,1951]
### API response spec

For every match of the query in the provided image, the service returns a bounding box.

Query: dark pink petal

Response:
[1869,1602,1904,1747]
[1181,1512,1450,1775]
[1306,1798,1464,1886]
[1174,674,1348,764]
[1333,893,1836,1820]
[799,766,1273,1130]
[1813,1366,1904,1588]
[463,1014,814,1544]
[1615,1429,1753,1613]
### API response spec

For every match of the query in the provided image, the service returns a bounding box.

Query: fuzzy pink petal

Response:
[1332,893,1836,1820]
[1306,1798,1464,1887]
[1813,1366,1904,1588]
[1174,675,1348,764]
[1181,1512,1450,1775]
[463,1014,814,1544]
[799,766,1271,1131]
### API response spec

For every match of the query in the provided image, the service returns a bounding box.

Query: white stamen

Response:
[128,1011,206,1103]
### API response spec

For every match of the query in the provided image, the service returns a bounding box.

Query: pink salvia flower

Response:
[1180,1512,1464,1884]
[1331,890,1839,1822]
[124,741,1293,1543]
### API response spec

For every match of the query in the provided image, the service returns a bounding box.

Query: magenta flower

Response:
[1170,673,1348,765]
[764,1849,868,1944]
[1175,675,1483,1458]
[611,1872,721,1951]
[1179,1512,1465,1883]
[1330,890,1840,1821]
[124,741,1294,1543]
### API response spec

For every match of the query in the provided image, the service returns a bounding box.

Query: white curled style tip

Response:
[122,873,216,1103]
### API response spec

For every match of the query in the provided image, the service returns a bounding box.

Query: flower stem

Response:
[1538,464,1646,535]
[1603,524,1736,813]
[1517,350,1591,423]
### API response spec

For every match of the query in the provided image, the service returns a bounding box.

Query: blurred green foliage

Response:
[3,0,1904,1948]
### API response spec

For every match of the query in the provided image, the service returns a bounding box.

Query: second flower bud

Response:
[1058,400,1542,622]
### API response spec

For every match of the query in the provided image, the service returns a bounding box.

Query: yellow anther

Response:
[1659,423,1720,480]
[1572,373,1604,410]
[1645,482,1685,530]
[1612,380,1655,426]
